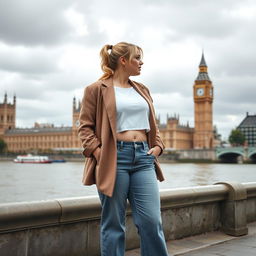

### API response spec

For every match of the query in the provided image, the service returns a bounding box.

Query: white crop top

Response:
[114,86,150,133]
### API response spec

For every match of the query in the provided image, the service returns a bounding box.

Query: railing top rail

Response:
[1,182,256,233]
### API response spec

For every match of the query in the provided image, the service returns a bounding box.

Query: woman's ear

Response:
[119,56,127,66]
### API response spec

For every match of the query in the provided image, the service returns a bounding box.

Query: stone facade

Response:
[0,95,81,153]
[158,116,194,150]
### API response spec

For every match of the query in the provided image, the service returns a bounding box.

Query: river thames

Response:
[0,161,256,203]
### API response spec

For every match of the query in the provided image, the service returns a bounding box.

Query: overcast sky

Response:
[0,0,256,140]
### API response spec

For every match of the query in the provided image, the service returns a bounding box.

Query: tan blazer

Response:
[78,77,165,197]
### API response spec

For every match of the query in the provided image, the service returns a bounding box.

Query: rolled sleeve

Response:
[78,85,101,158]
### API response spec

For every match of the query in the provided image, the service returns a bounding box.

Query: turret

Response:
[78,100,81,111]
[4,92,7,104]
[73,97,76,111]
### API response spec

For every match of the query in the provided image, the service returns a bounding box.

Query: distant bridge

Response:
[216,147,256,163]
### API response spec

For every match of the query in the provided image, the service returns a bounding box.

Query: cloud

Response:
[0,0,74,46]
[0,0,256,140]
[0,43,59,74]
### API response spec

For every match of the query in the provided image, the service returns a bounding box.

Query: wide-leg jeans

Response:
[98,141,169,256]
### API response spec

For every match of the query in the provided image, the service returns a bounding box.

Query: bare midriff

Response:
[116,130,147,142]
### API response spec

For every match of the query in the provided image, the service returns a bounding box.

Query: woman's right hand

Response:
[93,147,101,163]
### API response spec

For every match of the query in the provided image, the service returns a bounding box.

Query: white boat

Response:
[13,154,52,164]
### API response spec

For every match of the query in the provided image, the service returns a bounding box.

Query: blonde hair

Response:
[99,42,143,80]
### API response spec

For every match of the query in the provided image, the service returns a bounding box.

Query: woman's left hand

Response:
[147,146,161,157]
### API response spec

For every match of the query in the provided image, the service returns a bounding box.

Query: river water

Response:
[0,161,256,203]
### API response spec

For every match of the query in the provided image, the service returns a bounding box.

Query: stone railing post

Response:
[215,182,248,236]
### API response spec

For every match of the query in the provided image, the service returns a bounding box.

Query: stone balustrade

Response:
[1,182,256,256]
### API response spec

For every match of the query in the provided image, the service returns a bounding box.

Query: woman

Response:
[78,42,169,256]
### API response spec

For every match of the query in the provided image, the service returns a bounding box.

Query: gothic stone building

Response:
[0,96,81,153]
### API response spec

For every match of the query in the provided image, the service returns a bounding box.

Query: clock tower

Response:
[193,53,214,149]
[72,97,80,129]
[72,97,82,148]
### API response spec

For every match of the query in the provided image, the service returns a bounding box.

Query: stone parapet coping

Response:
[0,182,256,234]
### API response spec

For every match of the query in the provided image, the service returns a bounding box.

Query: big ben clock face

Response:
[196,88,204,96]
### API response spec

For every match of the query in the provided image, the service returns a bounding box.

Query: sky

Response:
[0,0,256,140]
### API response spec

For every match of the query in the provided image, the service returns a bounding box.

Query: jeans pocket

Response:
[148,153,156,160]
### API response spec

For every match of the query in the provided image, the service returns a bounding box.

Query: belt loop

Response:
[142,141,145,150]
[120,141,123,151]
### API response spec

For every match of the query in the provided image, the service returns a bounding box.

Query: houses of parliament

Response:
[0,54,216,153]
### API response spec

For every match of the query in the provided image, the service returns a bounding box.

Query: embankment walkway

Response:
[126,222,256,255]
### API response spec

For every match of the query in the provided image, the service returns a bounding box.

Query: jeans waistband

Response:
[117,140,147,145]
[117,140,148,150]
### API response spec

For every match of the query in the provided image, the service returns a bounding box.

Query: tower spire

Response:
[196,52,211,81]
[199,52,207,67]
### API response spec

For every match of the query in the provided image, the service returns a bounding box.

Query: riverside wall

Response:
[175,149,216,160]
[1,149,217,162]
[0,182,256,256]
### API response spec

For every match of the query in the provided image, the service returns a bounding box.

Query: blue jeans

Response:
[98,141,169,256]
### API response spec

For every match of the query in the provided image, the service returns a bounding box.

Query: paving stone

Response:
[125,222,256,256]
[180,234,256,256]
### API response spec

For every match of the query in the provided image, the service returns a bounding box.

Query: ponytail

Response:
[99,44,114,80]
[98,42,143,80]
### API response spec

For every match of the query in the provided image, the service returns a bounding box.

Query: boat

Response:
[13,154,52,164]
[50,159,66,163]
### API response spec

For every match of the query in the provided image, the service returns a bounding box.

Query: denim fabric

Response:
[98,141,169,256]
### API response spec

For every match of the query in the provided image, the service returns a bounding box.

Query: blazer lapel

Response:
[129,80,152,107]
[130,80,157,135]
[101,78,117,141]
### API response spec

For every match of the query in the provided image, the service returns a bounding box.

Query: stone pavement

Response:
[179,234,256,255]
[125,222,256,256]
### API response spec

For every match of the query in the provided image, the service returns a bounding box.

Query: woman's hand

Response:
[93,147,101,162]
[147,145,161,157]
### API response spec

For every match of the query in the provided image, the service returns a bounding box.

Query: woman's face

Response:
[125,50,144,76]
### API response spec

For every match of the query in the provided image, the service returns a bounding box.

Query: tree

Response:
[0,138,7,153]
[228,129,245,146]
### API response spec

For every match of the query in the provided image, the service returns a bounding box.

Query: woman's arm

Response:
[144,86,165,156]
[78,85,101,158]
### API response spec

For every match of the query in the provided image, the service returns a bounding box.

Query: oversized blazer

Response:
[78,77,165,197]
